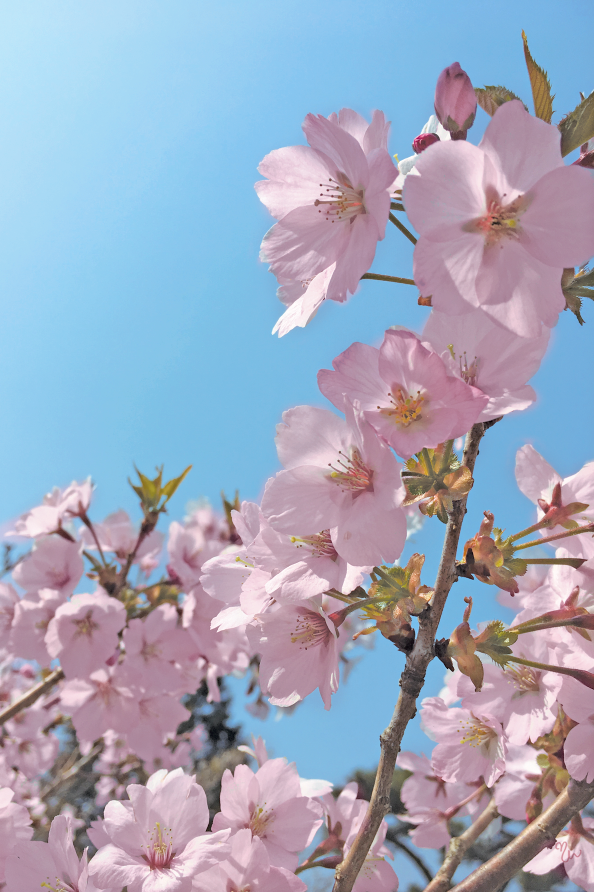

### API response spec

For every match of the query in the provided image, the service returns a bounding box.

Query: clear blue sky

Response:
[0,0,592,826]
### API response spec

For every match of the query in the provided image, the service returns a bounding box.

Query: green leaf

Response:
[161,465,192,502]
[475,85,528,117]
[572,267,594,288]
[522,31,554,123]
[505,557,528,577]
[565,292,585,325]
[558,91,594,157]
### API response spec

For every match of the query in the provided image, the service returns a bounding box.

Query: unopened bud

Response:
[434,62,477,136]
[412,132,440,154]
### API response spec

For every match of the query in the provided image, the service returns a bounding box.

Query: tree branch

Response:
[40,741,103,800]
[332,422,486,892]
[0,668,65,726]
[424,800,499,892]
[361,273,416,285]
[389,212,417,245]
[449,777,594,892]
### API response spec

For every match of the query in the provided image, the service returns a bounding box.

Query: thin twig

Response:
[388,832,434,883]
[389,212,417,245]
[332,422,486,892]
[449,777,594,892]
[40,742,104,800]
[361,273,416,285]
[424,800,499,892]
[0,668,65,726]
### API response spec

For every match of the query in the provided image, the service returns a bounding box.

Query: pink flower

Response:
[120,604,196,694]
[45,591,127,678]
[90,768,230,892]
[0,787,33,882]
[493,743,549,821]
[272,264,336,337]
[256,110,396,332]
[421,696,507,787]
[5,813,105,892]
[60,667,140,742]
[515,445,594,559]
[434,62,477,134]
[193,829,307,892]
[318,329,487,458]
[261,404,406,566]
[524,816,594,891]
[0,584,19,647]
[8,480,93,538]
[167,521,225,591]
[248,601,340,709]
[396,752,476,849]
[212,758,323,870]
[9,589,65,666]
[404,100,594,337]
[422,308,550,420]
[12,536,84,597]
[556,665,594,782]
[124,693,191,764]
[84,510,164,573]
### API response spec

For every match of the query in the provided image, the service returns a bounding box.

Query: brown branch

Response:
[424,800,499,892]
[449,777,594,892]
[0,668,65,726]
[389,212,418,245]
[332,422,486,892]
[40,741,103,800]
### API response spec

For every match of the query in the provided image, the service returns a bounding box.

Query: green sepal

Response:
[558,90,594,157]
[475,85,528,116]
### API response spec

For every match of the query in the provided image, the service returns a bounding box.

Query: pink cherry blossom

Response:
[193,829,307,892]
[247,602,340,709]
[422,308,550,420]
[5,813,105,892]
[120,603,196,694]
[524,816,594,891]
[124,692,190,764]
[396,751,476,848]
[0,787,33,882]
[3,704,59,780]
[0,584,19,647]
[344,809,397,892]
[212,758,323,870]
[318,329,487,458]
[9,589,65,666]
[60,667,140,743]
[8,480,93,538]
[404,100,594,337]
[515,445,594,558]
[45,591,127,678]
[83,510,164,574]
[421,696,507,787]
[167,520,226,591]
[256,110,396,332]
[556,665,594,782]
[434,62,477,134]
[261,404,407,566]
[12,536,84,597]
[272,264,336,337]
[90,768,231,892]
[493,743,548,821]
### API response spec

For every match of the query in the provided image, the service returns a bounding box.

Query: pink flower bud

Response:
[434,62,477,135]
[412,132,440,154]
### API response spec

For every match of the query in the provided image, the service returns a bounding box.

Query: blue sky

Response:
[1,0,593,832]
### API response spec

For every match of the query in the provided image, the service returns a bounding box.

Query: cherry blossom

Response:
[0,787,33,882]
[212,758,323,870]
[193,828,307,892]
[422,308,550,420]
[9,589,65,665]
[45,591,127,679]
[318,329,487,458]
[421,696,507,787]
[261,404,407,566]
[515,445,594,558]
[247,601,340,709]
[5,813,104,892]
[90,768,231,892]
[60,667,140,743]
[12,536,84,597]
[524,816,594,891]
[256,110,396,332]
[405,100,594,337]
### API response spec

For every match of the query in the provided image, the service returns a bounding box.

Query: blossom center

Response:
[457,716,497,748]
[467,193,528,248]
[41,879,76,892]
[249,803,275,837]
[73,610,100,638]
[314,175,365,223]
[290,611,332,650]
[291,529,338,559]
[380,387,426,427]
[506,664,541,695]
[142,821,175,870]
[328,448,374,494]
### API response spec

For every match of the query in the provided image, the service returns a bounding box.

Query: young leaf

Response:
[161,465,192,502]
[475,85,528,117]
[522,31,554,123]
[558,91,594,157]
